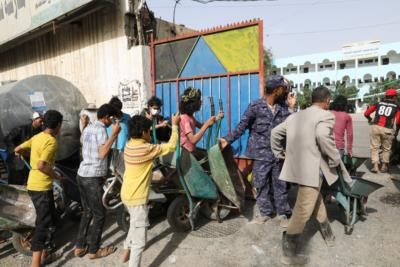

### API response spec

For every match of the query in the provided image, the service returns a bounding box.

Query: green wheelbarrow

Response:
[167,99,245,232]
[342,155,367,176]
[322,168,383,234]
[167,142,245,232]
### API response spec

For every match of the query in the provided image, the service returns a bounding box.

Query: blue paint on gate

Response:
[155,74,260,156]
[219,77,229,139]
[239,75,250,154]
[250,74,260,101]
[180,37,227,78]
[229,75,241,154]
[162,83,171,119]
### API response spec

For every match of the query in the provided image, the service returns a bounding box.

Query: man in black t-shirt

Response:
[4,112,43,184]
[364,88,400,173]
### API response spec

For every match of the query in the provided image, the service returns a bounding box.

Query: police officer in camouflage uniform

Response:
[220,75,296,226]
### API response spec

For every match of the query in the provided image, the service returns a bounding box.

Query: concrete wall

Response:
[0,1,150,115]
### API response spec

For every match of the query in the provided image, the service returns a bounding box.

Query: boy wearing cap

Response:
[5,112,44,184]
[220,75,296,227]
[364,88,400,173]
[6,112,43,147]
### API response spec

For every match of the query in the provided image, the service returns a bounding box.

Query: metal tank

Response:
[0,75,87,160]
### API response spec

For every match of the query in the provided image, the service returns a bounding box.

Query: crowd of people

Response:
[4,74,400,266]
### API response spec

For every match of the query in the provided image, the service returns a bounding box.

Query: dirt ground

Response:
[1,162,400,267]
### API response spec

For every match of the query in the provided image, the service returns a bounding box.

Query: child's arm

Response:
[186,116,216,145]
[157,113,180,156]
[14,138,32,156]
[194,119,203,129]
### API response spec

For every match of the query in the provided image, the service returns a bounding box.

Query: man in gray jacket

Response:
[271,86,352,265]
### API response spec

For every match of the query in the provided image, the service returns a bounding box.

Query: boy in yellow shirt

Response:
[120,113,180,267]
[15,110,64,267]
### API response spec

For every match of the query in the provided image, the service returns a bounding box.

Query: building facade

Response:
[274,41,400,92]
[0,0,192,114]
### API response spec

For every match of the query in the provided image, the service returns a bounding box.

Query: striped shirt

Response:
[121,126,178,206]
[78,120,108,177]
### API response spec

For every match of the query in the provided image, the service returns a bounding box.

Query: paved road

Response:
[2,113,400,267]
[1,163,400,267]
[350,113,370,158]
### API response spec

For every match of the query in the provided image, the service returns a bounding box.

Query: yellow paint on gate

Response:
[204,26,259,72]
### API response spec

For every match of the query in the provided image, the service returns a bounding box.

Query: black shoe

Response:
[281,232,308,265]
[319,220,335,247]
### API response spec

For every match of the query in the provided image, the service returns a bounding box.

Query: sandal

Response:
[74,247,88,257]
[41,251,62,265]
[87,246,117,260]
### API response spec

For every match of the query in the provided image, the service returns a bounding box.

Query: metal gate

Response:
[151,20,264,156]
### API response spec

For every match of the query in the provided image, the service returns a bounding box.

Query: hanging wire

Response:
[172,0,182,35]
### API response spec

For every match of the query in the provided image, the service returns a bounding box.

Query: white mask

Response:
[150,108,160,116]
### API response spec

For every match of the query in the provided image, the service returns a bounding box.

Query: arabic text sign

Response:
[342,41,380,60]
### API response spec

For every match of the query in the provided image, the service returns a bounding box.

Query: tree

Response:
[332,83,359,99]
[297,85,312,109]
[362,79,399,104]
[263,48,273,81]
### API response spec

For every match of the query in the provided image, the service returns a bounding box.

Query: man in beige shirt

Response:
[271,86,351,265]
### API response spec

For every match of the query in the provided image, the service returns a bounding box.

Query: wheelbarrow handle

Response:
[176,126,196,230]
[19,155,32,170]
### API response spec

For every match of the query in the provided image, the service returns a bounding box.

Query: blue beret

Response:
[266,75,287,89]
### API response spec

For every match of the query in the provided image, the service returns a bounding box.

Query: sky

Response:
[148,0,400,59]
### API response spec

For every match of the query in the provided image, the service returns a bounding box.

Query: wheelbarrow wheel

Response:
[200,198,231,221]
[167,196,191,232]
[11,231,33,256]
[117,206,130,233]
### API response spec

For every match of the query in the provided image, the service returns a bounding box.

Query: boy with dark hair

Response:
[109,96,123,111]
[179,87,221,159]
[107,96,130,151]
[14,110,64,267]
[147,96,162,108]
[330,95,353,158]
[74,104,121,259]
[120,113,180,266]
[141,96,170,142]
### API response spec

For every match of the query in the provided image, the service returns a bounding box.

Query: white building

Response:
[274,40,400,91]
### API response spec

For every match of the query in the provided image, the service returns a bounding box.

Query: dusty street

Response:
[1,160,400,267]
